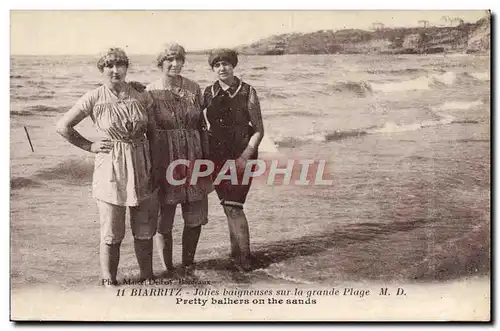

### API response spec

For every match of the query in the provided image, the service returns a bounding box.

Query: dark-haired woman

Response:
[203,49,264,272]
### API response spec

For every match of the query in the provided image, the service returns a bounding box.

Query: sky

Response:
[10,10,489,55]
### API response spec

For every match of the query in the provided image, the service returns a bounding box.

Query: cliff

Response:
[233,14,490,55]
[466,16,491,53]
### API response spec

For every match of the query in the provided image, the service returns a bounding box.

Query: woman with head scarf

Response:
[146,43,213,277]
[56,48,159,286]
[203,48,265,272]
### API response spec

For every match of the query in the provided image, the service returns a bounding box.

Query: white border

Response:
[3,1,496,330]
[2,1,498,9]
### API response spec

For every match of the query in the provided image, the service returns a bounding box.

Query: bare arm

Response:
[240,87,264,160]
[56,92,112,153]
[197,86,211,158]
[56,107,94,152]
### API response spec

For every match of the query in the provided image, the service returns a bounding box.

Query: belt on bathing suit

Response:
[110,136,147,145]
[155,128,197,132]
[108,136,148,182]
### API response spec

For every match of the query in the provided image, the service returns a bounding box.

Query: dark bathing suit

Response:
[203,78,259,209]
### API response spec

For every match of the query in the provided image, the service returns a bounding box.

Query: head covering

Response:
[208,48,238,68]
[156,43,186,67]
[96,48,129,72]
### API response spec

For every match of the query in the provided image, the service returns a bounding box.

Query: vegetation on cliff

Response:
[232,14,490,55]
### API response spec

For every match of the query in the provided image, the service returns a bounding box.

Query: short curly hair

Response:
[208,48,238,68]
[97,48,129,72]
[156,43,186,68]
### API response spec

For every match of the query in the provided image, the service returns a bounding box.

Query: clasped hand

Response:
[90,139,113,153]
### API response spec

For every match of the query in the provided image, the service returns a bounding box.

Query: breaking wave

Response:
[370,71,486,93]
[33,159,94,185]
[11,177,43,190]
[435,100,484,111]
[11,105,69,117]
[329,81,373,97]
[272,99,485,148]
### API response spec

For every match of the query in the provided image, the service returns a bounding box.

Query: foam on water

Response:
[436,100,484,111]
[329,81,373,97]
[259,135,280,154]
[369,70,485,93]
[469,72,490,81]
[368,117,454,134]
[371,76,432,92]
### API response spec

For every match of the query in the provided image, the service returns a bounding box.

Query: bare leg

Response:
[96,200,126,286]
[223,205,251,271]
[100,242,121,286]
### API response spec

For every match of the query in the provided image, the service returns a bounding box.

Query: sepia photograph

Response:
[9,8,491,321]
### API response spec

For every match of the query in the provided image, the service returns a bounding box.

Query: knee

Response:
[131,225,156,241]
[101,225,125,244]
[157,221,173,236]
[157,230,173,239]
[223,205,245,218]
[98,208,126,245]
[134,237,153,243]
[101,237,123,246]
[130,212,158,241]
[133,233,156,241]
[184,224,202,231]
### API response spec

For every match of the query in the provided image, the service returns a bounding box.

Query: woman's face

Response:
[102,61,128,85]
[213,61,234,81]
[162,56,184,77]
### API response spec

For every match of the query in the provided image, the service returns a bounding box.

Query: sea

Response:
[10,53,490,289]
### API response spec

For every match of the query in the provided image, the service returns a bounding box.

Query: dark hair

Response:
[208,48,238,68]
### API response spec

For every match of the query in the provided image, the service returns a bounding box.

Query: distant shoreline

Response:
[209,15,490,56]
[9,16,490,57]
